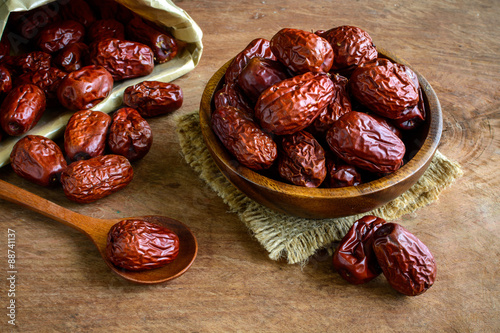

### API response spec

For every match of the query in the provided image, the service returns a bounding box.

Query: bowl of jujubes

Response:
[200,26,442,220]
[200,25,441,296]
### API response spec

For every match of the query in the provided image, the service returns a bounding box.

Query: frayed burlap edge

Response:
[176,112,463,265]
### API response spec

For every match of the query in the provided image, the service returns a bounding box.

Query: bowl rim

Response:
[199,47,443,200]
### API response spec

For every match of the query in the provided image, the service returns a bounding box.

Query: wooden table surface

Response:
[1,0,499,332]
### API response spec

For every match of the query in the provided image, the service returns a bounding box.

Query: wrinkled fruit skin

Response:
[108,107,153,161]
[225,38,276,84]
[326,157,362,188]
[320,25,377,76]
[64,110,111,162]
[123,81,183,117]
[0,83,46,136]
[87,19,125,43]
[14,51,52,74]
[10,135,67,187]
[53,42,89,72]
[90,38,155,81]
[236,57,289,103]
[372,223,437,296]
[349,58,419,119]
[211,106,277,170]
[270,28,334,74]
[0,66,12,94]
[106,219,179,271]
[36,20,85,53]
[326,111,406,174]
[127,16,178,64]
[255,72,334,135]
[16,67,67,104]
[278,131,326,187]
[57,65,114,110]
[61,154,133,203]
[333,215,386,284]
[213,83,254,118]
[310,73,352,134]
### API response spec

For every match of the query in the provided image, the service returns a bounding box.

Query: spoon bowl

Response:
[0,179,198,284]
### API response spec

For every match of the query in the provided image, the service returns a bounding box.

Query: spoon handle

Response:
[0,179,103,236]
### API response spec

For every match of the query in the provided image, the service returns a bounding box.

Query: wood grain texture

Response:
[0,0,498,331]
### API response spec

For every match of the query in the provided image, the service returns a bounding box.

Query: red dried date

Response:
[106,219,179,271]
[372,223,437,296]
[123,81,183,117]
[326,111,406,174]
[326,157,362,188]
[310,73,352,134]
[10,135,67,187]
[321,26,377,76]
[0,84,46,136]
[64,110,111,162]
[333,215,386,284]
[53,42,89,72]
[225,38,276,84]
[278,131,326,187]
[211,106,277,170]
[236,57,289,103]
[87,19,125,43]
[349,59,419,119]
[127,16,178,64]
[16,67,67,105]
[213,83,254,118]
[108,108,152,161]
[60,154,134,203]
[57,65,114,110]
[14,51,52,74]
[270,28,334,74]
[89,38,155,81]
[0,66,12,95]
[255,72,334,135]
[36,20,85,53]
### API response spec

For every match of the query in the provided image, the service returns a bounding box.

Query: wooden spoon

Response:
[0,179,198,284]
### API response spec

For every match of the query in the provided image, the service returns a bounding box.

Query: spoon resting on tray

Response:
[0,179,198,284]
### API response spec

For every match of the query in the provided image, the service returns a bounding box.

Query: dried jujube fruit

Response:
[333,215,386,284]
[57,65,113,110]
[278,131,327,187]
[349,58,419,120]
[236,57,289,103]
[123,81,183,117]
[310,73,352,134]
[0,83,46,136]
[225,38,276,84]
[320,25,377,76]
[270,28,334,74]
[372,223,437,296]
[60,154,133,203]
[10,135,67,187]
[64,110,111,162]
[255,71,334,135]
[211,106,277,170]
[107,107,152,161]
[326,111,406,174]
[106,219,179,271]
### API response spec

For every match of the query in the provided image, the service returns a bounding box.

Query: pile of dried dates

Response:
[333,215,437,296]
[0,0,184,203]
[211,26,426,187]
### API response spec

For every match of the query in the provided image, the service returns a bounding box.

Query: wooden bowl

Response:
[199,48,442,219]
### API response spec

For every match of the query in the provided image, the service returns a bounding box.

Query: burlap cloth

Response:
[176,112,463,265]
